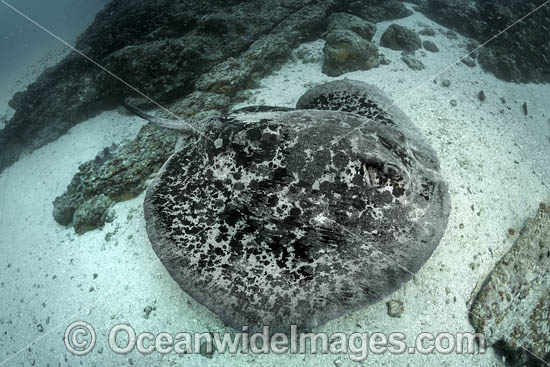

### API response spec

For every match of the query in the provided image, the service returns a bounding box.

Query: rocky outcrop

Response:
[470,201,550,366]
[326,13,377,41]
[52,123,178,232]
[322,29,379,77]
[346,0,413,23]
[418,0,550,83]
[380,24,422,52]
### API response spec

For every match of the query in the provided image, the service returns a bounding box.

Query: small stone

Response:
[445,30,458,40]
[418,27,436,36]
[379,54,391,65]
[214,138,223,149]
[450,99,457,107]
[423,40,439,52]
[508,228,515,236]
[522,102,528,116]
[461,56,476,68]
[441,79,451,87]
[401,54,424,70]
[143,305,155,319]
[386,299,404,317]
[37,324,44,333]
[478,90,486,102]
[459,223,464,229]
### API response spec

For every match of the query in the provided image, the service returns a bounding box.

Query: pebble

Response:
[478,90,486,102]
[386,299,405,317]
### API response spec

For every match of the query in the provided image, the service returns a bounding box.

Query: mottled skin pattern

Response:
[143,80,450,333]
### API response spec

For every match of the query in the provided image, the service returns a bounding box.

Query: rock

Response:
[326,13,377,41]
[470,201,550,366]
[348,0,413,23]
[422,40,439,52]
[460,56,476,67]
[418,27,436,36]
[522,102,528,116]
[379,54,391,65]
[386,300,405,318]
[441,79,451,87]
[322,29,379,77]
[418,0,550,83]
[444,30,458,40]
[293,45,323,64]
[53,123,177,233]
[72,194,113,235]
[195,3,329,97]
[380,24,422,52]
[401,54,425,70]
[450,99,457,107]
[477,90,486,102]
[143,305,156,319]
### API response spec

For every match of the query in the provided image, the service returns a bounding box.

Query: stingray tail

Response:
[122,101,198,136]
[122,101,158,123]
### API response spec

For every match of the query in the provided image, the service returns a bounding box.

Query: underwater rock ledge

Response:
[470,200,550,366]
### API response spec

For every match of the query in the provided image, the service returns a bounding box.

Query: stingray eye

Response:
[383,163,401,179]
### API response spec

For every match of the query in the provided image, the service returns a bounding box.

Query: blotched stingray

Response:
[127,79,450,333]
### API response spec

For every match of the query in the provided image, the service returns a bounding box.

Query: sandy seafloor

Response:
[1,4,550,367]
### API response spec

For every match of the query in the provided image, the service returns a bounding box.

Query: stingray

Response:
[126,79,450,333]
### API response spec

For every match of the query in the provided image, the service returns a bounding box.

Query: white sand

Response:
[1,4,549,366]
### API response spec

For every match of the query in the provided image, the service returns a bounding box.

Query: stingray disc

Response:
[144,81,450,333]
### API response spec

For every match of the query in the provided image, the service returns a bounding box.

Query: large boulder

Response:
[380,24,422,52]
[470,201,550,366]
[322,30,379,77]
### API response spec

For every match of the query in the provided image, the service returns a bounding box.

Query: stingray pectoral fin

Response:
[122,101,197,135]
